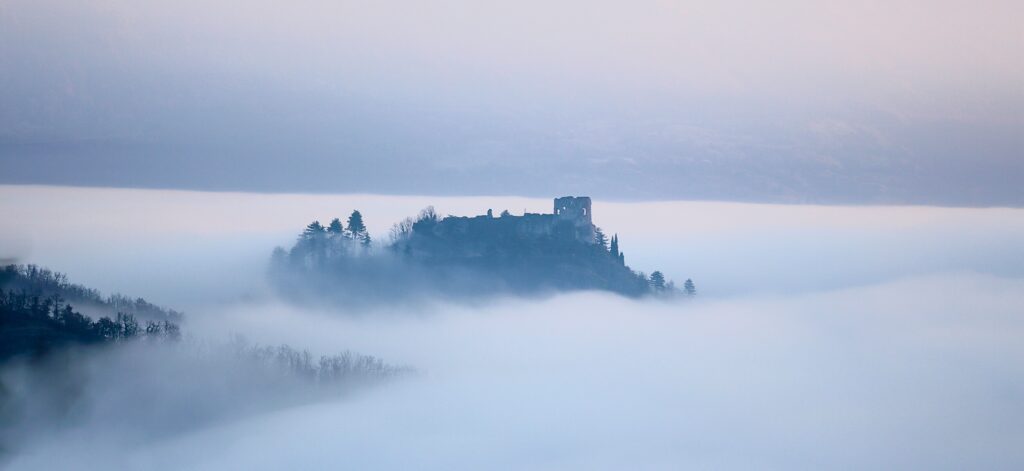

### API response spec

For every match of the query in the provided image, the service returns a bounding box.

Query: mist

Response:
[6,276,1024,470]
[2,185,1023,468]
[3,185,1023,305]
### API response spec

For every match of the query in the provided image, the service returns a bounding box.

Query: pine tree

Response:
[610,234,619,257]
[649,271,666,291]
[302,221,325,240]
[327,218,344,235]
[347,211,366,235]
[298,221,327,266]
[683,279,696,296]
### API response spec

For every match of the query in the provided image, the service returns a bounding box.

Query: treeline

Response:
[0,265,182,362]
[272,205,697,301]
[593,229,695,297]
[240,343,410,384]
[273,210,373,271]
[0,264,183,323]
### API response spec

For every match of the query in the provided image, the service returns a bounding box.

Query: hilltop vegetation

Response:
[0,263,410,456]
[270,200,696,303]
[0,265,182,362]
[0,265,183,324]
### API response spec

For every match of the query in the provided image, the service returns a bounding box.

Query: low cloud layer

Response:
[3,185,1023,304]
[6,273,1024,469]
[2,188,1022,468]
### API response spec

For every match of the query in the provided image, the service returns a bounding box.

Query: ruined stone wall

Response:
[424,197,595,244]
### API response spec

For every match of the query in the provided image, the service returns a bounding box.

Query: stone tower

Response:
[553,196,592,224]
[553,196,594,242]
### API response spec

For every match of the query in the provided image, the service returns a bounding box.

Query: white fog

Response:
[2,185,1023,469]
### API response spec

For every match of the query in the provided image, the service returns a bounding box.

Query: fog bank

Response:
[7,273,1024,470]
[3,185,1023,469]
[3,185,1023,305]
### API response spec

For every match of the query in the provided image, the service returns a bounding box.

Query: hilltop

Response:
[270,197,695,303]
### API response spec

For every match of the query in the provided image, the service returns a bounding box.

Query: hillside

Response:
[270,197,691,302]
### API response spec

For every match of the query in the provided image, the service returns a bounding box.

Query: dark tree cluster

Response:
[271,204,696,303]
[0,264,183,323]
[0,265,182,362]
[273,210,373,272]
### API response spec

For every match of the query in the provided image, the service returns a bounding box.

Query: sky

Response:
[1,0,1022,204]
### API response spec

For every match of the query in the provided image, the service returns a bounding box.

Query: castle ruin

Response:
[420,196,597,244]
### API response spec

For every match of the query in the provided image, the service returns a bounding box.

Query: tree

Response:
[683,279,696,297]
[270,246,288,270]
[610,234,619,257]
[649,271,666,291]
[594,227,608,250]
[417,206,438,224]
[347,210,371,250]
[297,221,328,265]
[327,218,344,235]
[347,211,366,236]
[116,312,140,339]
[301,221,326,241]
[389,217,415,244]
[94,317,118,340]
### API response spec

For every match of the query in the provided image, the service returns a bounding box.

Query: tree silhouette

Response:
[649,271,666,291]
[347,211,366,236]
[327,218,344,235]
[594,227,608,250]
[302,221,325,240]
[347,210,371,250]
[683,278,696,296]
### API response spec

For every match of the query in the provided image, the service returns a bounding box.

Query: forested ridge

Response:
[271,206,697,303]
[0,265,181,362]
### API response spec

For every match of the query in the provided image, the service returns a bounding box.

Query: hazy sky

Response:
[1,0,1022,204]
